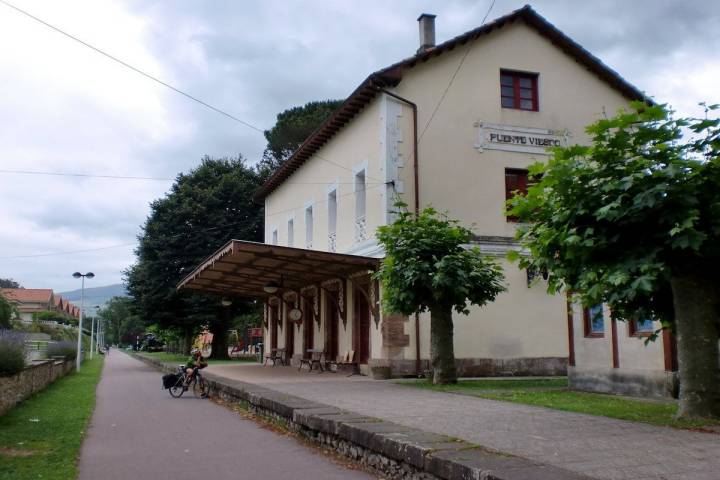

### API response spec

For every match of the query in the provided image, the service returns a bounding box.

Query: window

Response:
[305,205,313,249]
[328,190,337,252]
[629,318,655,337]
[287,218,294,247]
[505,168,528,222]
[271,228,278,245]
[583,305,604,337]
[500,70,538,111]
[354,170,367,242]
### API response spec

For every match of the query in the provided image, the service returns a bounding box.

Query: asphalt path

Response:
[77,350,372,480]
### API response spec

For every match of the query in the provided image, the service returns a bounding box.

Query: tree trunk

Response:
[429,304,457,384]
[182,328,192,356]
[671,273,720,419]
[209,309,232,360]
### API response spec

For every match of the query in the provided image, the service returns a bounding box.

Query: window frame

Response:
[583,304,605,338]
[504,168,529,222]
[629,318,655,337]
[500,70,539,112]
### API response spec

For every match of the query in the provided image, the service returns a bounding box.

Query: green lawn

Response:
[400,378,720,430]
[0,357,104,480]
[138,351,258,365]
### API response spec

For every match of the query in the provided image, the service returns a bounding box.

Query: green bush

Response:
[47,341,77,359]
[0,330,26,376]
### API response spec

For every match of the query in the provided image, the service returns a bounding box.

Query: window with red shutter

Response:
[500,70,539,111]
[505,168,528,222]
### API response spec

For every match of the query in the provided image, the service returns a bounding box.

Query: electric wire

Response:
[0,0,384,183]
[418,0,496,141]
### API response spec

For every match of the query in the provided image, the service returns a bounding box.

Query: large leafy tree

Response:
[0,278,21,289]
[125,156,264,358]
[0,293,16,329]
[375,204,506,384]
[509,102,720,419]
[257,99,343,177]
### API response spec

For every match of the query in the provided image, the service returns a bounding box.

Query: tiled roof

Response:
[0,288,53,304]
[255,5,649,200]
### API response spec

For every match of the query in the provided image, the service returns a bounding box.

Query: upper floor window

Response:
[505,168,528,222]
[584,305,604,337]
[328,190,337,252]
[629,318,654,337]
[305,205,313,249]
[354,170,367,242]
[271,228,278,245]
[287,218,294,247]
[500,70,538,111]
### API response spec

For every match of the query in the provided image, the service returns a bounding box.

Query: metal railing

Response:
[354,215,367,242]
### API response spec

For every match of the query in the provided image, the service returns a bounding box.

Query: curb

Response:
[131,352,589,480]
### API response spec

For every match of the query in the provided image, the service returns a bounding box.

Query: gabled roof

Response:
[0,288,54,304]
[255,5,649,200]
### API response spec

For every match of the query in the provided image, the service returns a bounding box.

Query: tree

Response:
[508,102,720,419]
[125,156,264,358]
[257,99,343,177]
[0,278,21,289]
[0,293,16,329]
[97,297,136,345]
[374,204,506,384]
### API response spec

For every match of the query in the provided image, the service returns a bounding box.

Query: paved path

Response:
[209,363,720,480]
[77,352,373,480]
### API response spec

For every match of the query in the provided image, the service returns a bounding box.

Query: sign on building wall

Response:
[475,122,569,155]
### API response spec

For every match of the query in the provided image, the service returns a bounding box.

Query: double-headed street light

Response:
[72,272,94,372]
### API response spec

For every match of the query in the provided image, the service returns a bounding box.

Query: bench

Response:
[334,350,360,376]
[298,349,325,372]
[263,348,287,366]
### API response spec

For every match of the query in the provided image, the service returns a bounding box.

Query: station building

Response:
[180,6,659,381]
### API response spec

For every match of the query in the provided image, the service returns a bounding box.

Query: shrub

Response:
[0,330,26,376]
[47,340,77,359]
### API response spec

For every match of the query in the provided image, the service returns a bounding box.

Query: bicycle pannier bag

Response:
[162,373,179,389]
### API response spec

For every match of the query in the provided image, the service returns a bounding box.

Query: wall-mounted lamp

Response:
[221,298,233,307]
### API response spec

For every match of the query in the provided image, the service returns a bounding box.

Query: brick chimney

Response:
[417,13,436,53]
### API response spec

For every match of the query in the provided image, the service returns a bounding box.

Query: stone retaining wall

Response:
[133,353,587,480]
[0,358,75,416]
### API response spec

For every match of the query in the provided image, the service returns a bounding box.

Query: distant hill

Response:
[59,283,128,316]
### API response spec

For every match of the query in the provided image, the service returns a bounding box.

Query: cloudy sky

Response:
[0,0,718,292]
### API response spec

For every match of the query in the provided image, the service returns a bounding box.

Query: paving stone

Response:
[206,363,720,480]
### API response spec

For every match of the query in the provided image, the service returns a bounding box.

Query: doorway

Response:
[302,297,314,359]
[270,304,279,350]
[325,291,339,361]
[284,306,294,359]
[353,281,371,364]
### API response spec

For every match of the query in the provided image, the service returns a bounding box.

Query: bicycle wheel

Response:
[193,376,209,398]
[169,376,185,398]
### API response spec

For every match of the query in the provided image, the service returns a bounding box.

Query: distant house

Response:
[0,288,55,322]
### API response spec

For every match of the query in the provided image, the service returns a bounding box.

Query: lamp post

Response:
[72,272,94,372]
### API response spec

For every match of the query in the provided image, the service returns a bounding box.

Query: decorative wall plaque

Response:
[475,122,569,155]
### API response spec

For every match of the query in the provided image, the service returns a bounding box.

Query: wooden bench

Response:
[298,349,325,372]
[264,348,286,366]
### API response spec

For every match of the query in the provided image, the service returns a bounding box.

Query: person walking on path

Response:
[77,351,371,480]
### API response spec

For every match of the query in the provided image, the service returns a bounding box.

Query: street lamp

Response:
[72,272,94,372]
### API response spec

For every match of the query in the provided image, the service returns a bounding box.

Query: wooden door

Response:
[284,309,294,359]
[353,283,371,364]
[302,298,314,359]
[325,292,339,361]
[270,304,278,350]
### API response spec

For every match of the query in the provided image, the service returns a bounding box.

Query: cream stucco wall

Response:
[263,20,640,371]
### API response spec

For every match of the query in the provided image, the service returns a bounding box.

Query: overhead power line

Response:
[0,0,264,133]
[0,169,174,181]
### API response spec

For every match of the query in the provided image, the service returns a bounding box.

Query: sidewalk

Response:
[207,363,720,480]
[77,352,371,480]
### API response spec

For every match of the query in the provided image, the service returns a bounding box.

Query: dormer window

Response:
[500,70,538,111]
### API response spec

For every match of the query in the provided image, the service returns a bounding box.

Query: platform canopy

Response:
[177,240,380,298]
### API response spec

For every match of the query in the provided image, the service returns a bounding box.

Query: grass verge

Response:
[0,356,104,480]
[137,351,258,365]
[400,378,720,430]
